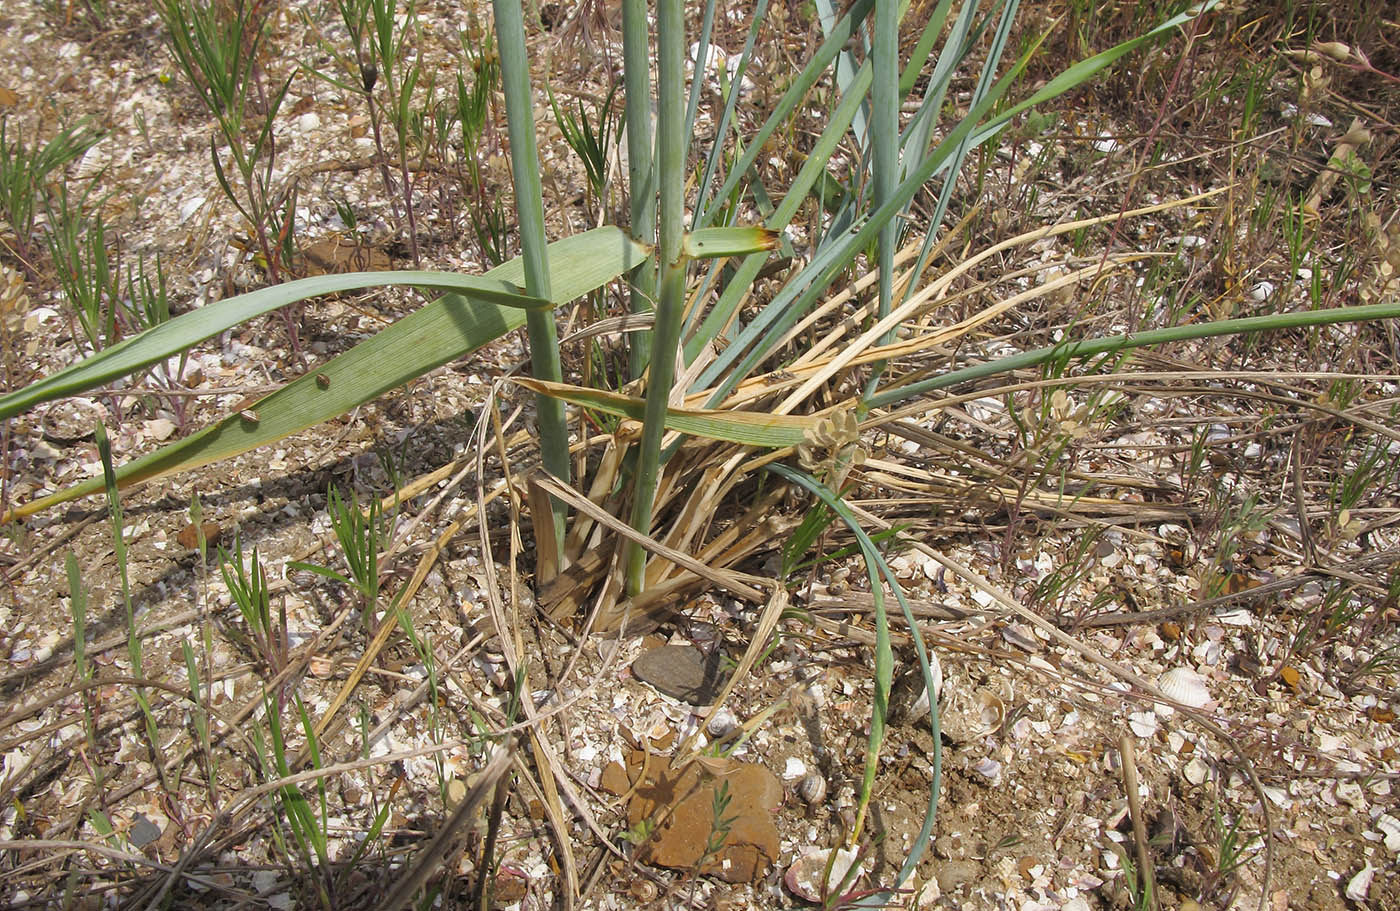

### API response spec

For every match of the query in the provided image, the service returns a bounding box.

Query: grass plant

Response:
[221,538,289,677]
[94,422,170,792]
[0,116,99,276]
[291,485,388,630]
[65,553,101,786]
[364,0,426,265]
[453,38,509,265]
[156,0,297,285]
[251,690,333,906]
[549,82,623,220]
[3,0,1400,905]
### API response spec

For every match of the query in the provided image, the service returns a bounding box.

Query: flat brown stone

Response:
[601,750,782,883]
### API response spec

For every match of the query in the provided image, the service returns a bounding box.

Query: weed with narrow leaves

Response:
[0,116,99,275]
[94,422,170,790]
[310,0,426,263]
[550,81,624,218]
[250,691,333,907]
[1106,840,1155,911]
[45,183,121,355]
[685,779,737,906]
[290,485,389,630]
[65,553,101,784]
[220,537,290,678]
[454,31,506,265]
[157,0,298,290]
[1198,789,1260,904]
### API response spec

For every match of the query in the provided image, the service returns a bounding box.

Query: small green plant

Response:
[94,422,170,790]
[45,184,121,354]
[1289,581,1365,663]
[550,81,624,217]
[1328,431,1400,531]
[0,116,99,274]
[1198,488,1272,599]
[620,816,655,845]
[251,691,333,906]
[290,485,389,630]
[310,0,427,263]
[1027,527,1114,623]
[687,778,738,905]
[220,537,289,677]
[454,31,507,265]
[65,553,101,783]
[699,779,736,865]
[1198,789,1260,903]
[367,0,426,265]
[157,0,297,288]
[1107,840,1154,911]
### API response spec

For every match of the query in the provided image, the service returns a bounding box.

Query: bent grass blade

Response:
[514,377,818,448]
[0,270,549,421]
[6,227,650,519]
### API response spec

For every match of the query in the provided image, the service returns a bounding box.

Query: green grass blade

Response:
[0,271,548,420]
[683,227,781,259]
[697,2,1215,404]
[683,61,873,361]
[768,464,941,901]
[492,0,570,532]
[902,0,1020,311]
[682,0,719,162]
[899,0,983,186]
[695,0,874,229]
[815,0,870,147]
[898,0,958,98]
[7,228,648,519]
[627,0,689,596]
[692,0,767,222]
[865,300,1400,410]
[515,377,815,446]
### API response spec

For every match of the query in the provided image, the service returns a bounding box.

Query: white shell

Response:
[940,683,1005,743]
[903,653,943,719]
[784,848,862,902]
[972,757,1002,786]
[1157,668,1211,708]
[1129,711,1159,738]
[1345,864,1374,902]
[1376,813,1400,854]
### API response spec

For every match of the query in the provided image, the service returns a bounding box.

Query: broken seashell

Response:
[938,682,1005,743]
[1128,711,1159,738]
[784,848,862,903]
[1157,668,1211,708]
[971,757,1002,786]
[1001,623,1039,653]
[1345,863,1374,902]
[887,655,942,727]
[1376,813,1400,854]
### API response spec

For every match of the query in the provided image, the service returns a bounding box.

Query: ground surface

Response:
[1,1,1398,909]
